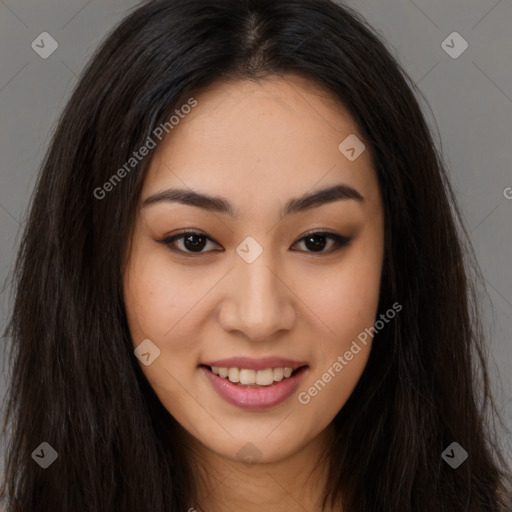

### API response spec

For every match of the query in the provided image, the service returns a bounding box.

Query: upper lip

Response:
[201,357,308,371]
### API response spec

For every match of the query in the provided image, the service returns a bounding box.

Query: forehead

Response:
[142,75,379,212]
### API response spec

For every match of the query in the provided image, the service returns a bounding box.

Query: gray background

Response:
[0,0,511,482]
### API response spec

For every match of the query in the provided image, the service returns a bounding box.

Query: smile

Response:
[210,364,305,386]
[199,363,309,409]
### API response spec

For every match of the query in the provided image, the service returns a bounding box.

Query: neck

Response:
[185,423,340,512]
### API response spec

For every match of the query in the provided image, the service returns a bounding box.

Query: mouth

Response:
[199,362,309,410]
[200,364,308,387]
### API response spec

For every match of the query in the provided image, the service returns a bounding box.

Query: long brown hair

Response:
[1,0,511,510]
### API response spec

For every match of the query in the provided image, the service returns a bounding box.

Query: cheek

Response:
[297,348,370,425]
[123,250,202,404]
[123,245,225,403]
[308,242,383,342]
[124,249,207,347]
[296,235,382,412]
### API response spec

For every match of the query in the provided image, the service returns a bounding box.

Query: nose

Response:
[217,253,296,342]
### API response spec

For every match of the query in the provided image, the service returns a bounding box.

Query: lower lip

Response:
[200,365,308,410]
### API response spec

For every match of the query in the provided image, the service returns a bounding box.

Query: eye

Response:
[291,230,352,254]
[158,230,222,254]
[158,230,352,256]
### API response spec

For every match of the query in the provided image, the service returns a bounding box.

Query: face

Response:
[123,74,384,465]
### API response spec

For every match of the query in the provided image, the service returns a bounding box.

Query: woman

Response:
[1,0,510,510]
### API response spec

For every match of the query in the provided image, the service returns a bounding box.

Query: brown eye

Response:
[158,230,352,256]
[292,231,352,254]
[158,231,222,255]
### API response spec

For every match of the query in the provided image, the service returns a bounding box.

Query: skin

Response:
[123,74,384,512]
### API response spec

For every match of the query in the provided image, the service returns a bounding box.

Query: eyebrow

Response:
[142,183,364,217]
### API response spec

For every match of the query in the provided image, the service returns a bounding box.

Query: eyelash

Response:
[157,230,352,256]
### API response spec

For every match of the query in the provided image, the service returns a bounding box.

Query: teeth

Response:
[256,369,273,386]
[273,368,284,381]
[228,367,239,383]
[239,369,256,385]
[209,365,300,386]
